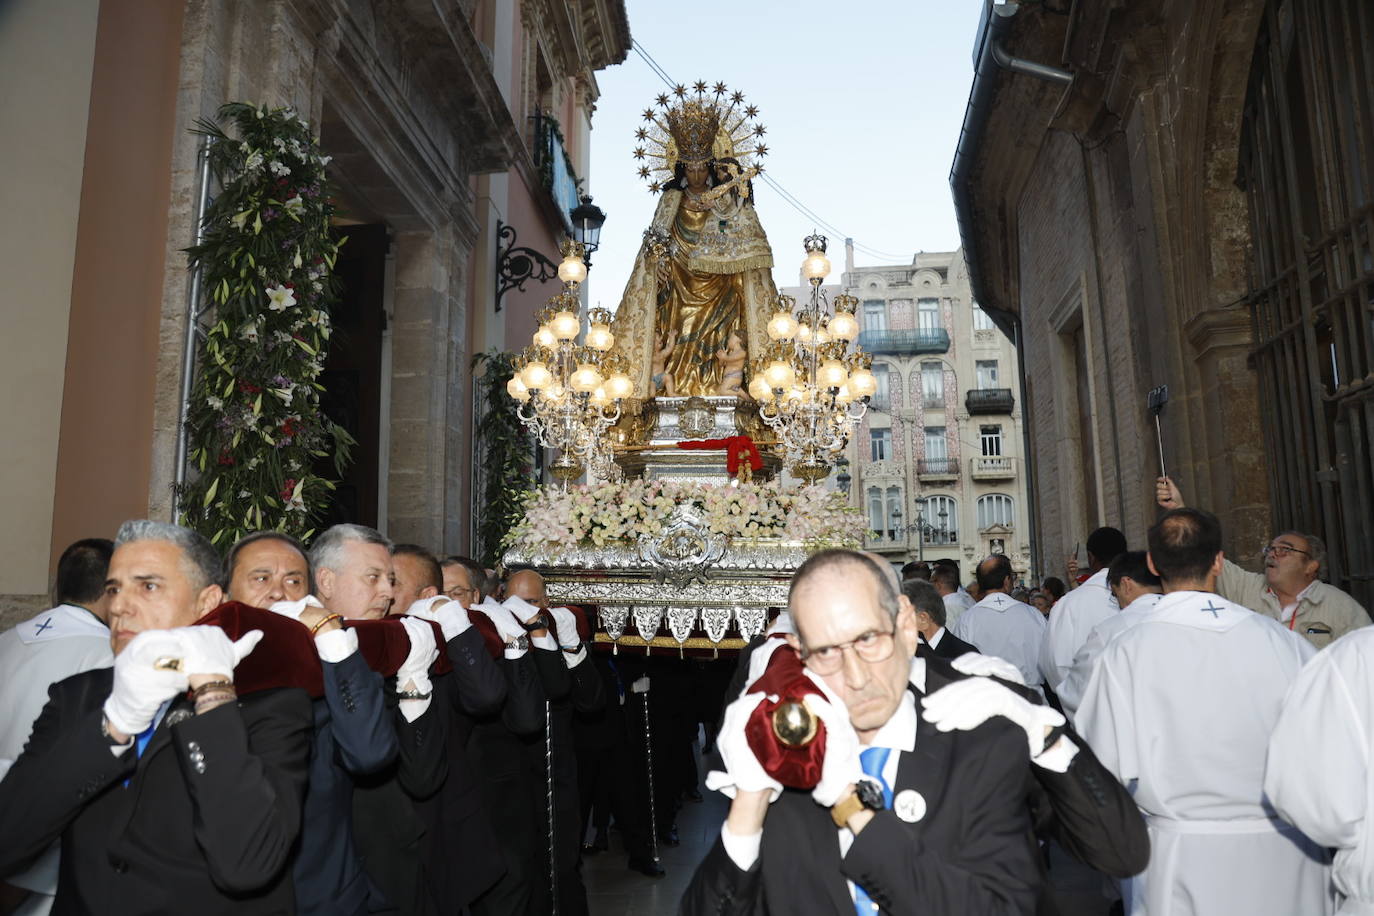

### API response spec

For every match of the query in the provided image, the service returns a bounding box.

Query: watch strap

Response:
[830,791,866,828]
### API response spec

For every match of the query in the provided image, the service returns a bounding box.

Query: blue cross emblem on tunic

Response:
[1200,601,1224,618]
[34,617,54,635]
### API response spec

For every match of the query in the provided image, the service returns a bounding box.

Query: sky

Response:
[584,0,987,310]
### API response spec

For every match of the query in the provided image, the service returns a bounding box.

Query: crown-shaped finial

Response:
[665,99,721,164]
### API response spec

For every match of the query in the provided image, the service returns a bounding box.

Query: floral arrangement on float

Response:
[178,102,353,545]
[503,478,866,553]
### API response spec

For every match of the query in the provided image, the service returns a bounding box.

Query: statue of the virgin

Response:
[611,82,778,399]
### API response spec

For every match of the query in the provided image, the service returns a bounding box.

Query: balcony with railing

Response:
[971,456,1016,480]
[916,458,959,480]
[534,111,581,227]
[867,396,892,413]
[965,387,1015,414]
[857,328,951,355]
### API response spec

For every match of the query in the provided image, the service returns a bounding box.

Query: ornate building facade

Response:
[954,0,1374,604]
[787,244,1032,577]
[0,0,629,625]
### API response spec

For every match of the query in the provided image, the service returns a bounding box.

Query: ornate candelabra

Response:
[508,242,634,484]
[751,235,876,482]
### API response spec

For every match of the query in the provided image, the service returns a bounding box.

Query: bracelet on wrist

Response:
[100,714,132,745]
[310,612,344,635]
[397,689,432,701]
[191,679,234,700]
[560,642,583,654]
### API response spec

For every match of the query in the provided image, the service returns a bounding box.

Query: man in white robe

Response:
[1077,508,1331,916]
[1055,551,1161,722]
[950,554,1046,692]
[0,538,114,916]
[931,564,975,631]
[1039,527,1126,692]
[1266,625,1374,914]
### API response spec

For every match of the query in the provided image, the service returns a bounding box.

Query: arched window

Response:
[922,495,957,545]
[886,487,902,539]
[977,493,1014,529]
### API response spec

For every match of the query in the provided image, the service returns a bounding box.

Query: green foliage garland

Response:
[178,102,354,546]
[472,350,535,566]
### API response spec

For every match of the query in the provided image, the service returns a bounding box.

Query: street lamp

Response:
[569,195,606,264]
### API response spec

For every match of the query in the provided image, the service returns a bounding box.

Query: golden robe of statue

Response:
[612,159,778,399]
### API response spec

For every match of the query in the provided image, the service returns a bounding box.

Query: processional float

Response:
[503,81,875,655]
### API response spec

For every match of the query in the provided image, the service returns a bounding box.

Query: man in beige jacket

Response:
[1156,477,1369,647]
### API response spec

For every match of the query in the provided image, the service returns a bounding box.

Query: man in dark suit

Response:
[903,578,979,660]
[683,549,1044,915]
[225,531,398,916]
[0,520,314,914]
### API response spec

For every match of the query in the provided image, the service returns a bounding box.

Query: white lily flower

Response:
[265,284,297,312]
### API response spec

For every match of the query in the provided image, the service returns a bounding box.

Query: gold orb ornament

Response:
[771,699,818,748]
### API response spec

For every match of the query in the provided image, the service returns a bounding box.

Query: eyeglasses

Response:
[1262,544,1311,559]
[446,585,478,602]
[799,628,896,675]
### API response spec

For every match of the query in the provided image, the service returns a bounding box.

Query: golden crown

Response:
[632,81,769,192]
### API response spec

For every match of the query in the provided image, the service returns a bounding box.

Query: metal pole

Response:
[1153,414,1167,480]
[173,135,215,520]
[642,686,660,864]
[545,699,558,915]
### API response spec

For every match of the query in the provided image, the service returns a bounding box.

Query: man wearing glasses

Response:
[1157,477,1369,647]
[683,549,1046,914]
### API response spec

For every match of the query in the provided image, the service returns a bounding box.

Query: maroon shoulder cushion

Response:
[343,617,454,676]
[743,641,828,790]
[197,601,324,699]
[467,612,506,660]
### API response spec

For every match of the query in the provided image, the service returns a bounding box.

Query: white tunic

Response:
[1055,592,1162,723]
[0,604,112,908]
[1077,590,1331,916]
[949,591,1046,690]
[942,589,976,630]
[1266,626,1374,914]
[1039,568,1117,691]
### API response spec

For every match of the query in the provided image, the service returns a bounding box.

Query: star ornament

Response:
[635,128,648,140]
[714,81,728,94]
[656,93,670,108]
[649,181,662,193]
[638,166,650,178]
[633,147,646,160]
[693,79,708,93]
[744,104,759,118]
[754,125,767,137]
[673,84,687,98]
[642,108,656,121]
[731,91,746,104]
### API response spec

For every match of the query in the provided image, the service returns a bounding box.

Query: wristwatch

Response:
[520,613,549,633]
[506,634,530,652]
[830,778,885,828]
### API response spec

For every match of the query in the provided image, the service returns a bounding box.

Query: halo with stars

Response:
[632,80,769,194]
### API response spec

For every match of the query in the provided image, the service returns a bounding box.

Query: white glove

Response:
[920,675,1065,758]
[950,652,1026,685]
[704,691,783,802]
[407,595,472,642]
[502,596,556,651]
[174,625,263,680]
[548,607,581,650]
[268,595,324,622]
[103,630,191,737]
[396,616,439,693]
[630,676,650,694]
[803,671,863,807]
[471,598,526,642]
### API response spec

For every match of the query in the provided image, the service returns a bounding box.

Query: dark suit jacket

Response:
[295,651,397,916]
[681,687,1042,915]
[0,669,312,915]
[919,628,979,660]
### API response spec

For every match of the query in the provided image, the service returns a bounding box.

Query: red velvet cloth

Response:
[343,617,453,677]
[197,602,324,698]
[469,612,506,659]
[675,435,763,475]
[742,641,828,789]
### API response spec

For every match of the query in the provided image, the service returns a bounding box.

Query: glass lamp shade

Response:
[797,323,813,344]
[506,374,531,402]
[748,374,774,401]
[848,367,877,397]
[557,255,588,285]
[828,312,859,341]
[533,325,557,349]
[585,323,614,351]
[819,359,848,389]
[589,386,611,409]
[763,359,796,390]
[801,250,831,281]
[767,310,799,341]
[521,361,553,390]
[814,326,831,345]
[604,372,634,400]
[570,363,604,393]
[835,382,853,405]
[550,310,581,340]
[545,382,569,405]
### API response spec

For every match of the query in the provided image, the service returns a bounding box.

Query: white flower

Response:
[244,151,264,172]
[293,248,303,268]
[265,284,297,312]
[317,155,332,166]
[206,395,224,410]
[238,321,259,343]
[272,137,287,150]
[230,210,251,230]
[283,195,304,216]
[269,159,291,177]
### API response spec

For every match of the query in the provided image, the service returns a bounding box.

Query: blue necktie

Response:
[853,747,893,914]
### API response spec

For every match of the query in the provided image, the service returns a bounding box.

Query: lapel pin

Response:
[894,789,926,823]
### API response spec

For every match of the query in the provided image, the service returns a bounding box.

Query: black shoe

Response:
[658,825,680,847]
[627,856,666,878]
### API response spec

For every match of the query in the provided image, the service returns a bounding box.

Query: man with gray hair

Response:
[0,519,313,912]
[1157,477,1369,647]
